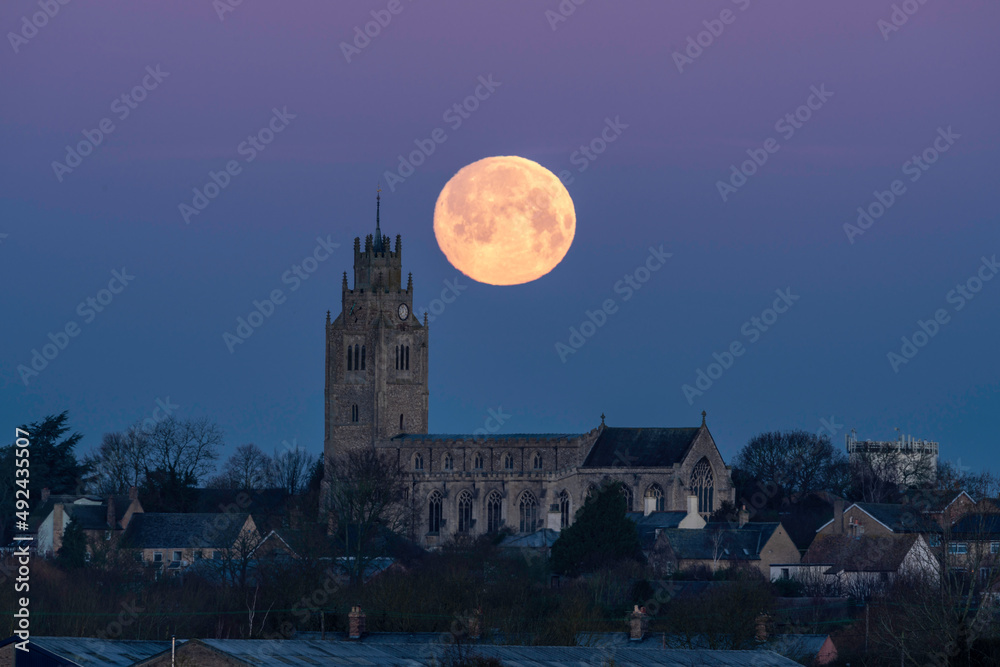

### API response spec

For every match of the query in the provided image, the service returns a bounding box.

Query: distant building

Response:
[29,487,143,557]
[846,430,938,485]
[322,198,736,547]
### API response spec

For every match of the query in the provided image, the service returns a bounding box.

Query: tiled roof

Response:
[121,513,251,549]
[853,503,942,533]
[950,513,1000,537]
[803,534,919,573]
[582,427,701,468]
[656,523,780,561]
[628,511,689,544]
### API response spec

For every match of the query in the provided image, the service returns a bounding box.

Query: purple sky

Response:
[2,0,998,475]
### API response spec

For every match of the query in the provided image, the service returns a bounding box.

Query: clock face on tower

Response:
[397,303,409,321]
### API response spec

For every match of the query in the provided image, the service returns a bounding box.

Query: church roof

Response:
[582,427,701,468]
[393,433,580,442]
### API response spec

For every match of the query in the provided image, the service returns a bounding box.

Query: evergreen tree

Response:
[550,481,643,576]
[57,519,88,568]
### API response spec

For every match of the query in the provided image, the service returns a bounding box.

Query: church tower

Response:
[323,191,429,463]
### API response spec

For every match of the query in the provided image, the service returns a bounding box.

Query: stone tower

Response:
[323,192,429,463]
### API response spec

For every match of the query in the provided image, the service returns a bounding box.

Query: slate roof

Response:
[853,503,943,533]
[393,432,580,442]
[803,534,920,573]
[500,528,560,549]
[21,637,804,666]
[121,513,251,549]
[29,495,134,532]
[579,631,831,661]
[656,523,781,561]
[950,513,1000,538]
[628,511,689,544]
[582,427,702,468]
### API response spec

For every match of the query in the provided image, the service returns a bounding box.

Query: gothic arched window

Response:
[474,453,484,470]
[443,453,453,471]
[428,490,442,534]
[405,345,410,370]
[351,404,358,423]
[486,491,503,533]
[399,414,404,431]
[519,492,538,533]
[413,453,423,471]
[395,345,399,370]
[690,458,715,514]
[645,484,665,512]
[353,345,359,371]
[347,345,353,371]
[532,452,543,470]
[360,345,366,370]
[559,490,571,529]
[457,491,473,533]
[503,453,514,470]
[620,483,633,512]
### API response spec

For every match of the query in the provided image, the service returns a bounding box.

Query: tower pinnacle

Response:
[373,185,384,254]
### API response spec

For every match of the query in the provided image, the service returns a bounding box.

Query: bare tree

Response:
[323,447,409,587]
[850,446,937,503]
[213,443,271,491]
[145,416,224,485]
[87,425,151,494]
[268,445,315,495]
[734,431,850,510]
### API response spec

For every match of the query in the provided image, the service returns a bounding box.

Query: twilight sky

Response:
[2,0,998,475]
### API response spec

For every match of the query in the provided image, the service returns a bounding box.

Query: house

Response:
[798,533,938,598]
[815,499,943,541]
[941,513,1000,581]
[647,502,800,577]
[120,512,260,574]
[30,487,143,557]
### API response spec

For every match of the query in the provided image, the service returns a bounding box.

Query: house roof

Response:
[500,528,560,549]
[803,534,920,573]
[950,513,1000,538]
[582,426,702,468]
[656,523,781,561]
[121,513,251,549]
[853,503,943,533]
[29,495,135,532]
[628,511,689,543]
[19,636,805,666]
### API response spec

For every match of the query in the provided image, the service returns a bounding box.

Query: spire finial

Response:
[600,413,605,426]
[701,410,707,426]
[373,184,384,253]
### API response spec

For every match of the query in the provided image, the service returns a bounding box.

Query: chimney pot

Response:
[629,605,648,641]
[348,606,366,640]
[128,486,138,502]
[738,505,749,528]
[833,499,845,535]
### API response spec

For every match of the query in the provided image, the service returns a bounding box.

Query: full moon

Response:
[433,156,576,286]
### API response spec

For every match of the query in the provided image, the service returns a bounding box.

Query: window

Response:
[620,483,633,512]
[414,453,424,471]
[360,345,366,370]
[948,542,968,555]
[395,345,399,369]
[351,404,359,422]
[457,491,473,533]
[172,551,182,562]
[354,345,360,371]
[929,534,942,547]
[153,552,163,563]
[396,344,410,370]
[405,345,410,370]
[532,452,542,470]
[400,414,404,430]
[645,484,665,512]
[444,453,454,471]
[347,345,353,371]
[559,490,571,529]
[486,491,503,533]
[474,453,484,470]
[519,492,538,533]
[690,459,714,514]
[194,551,203,560]
[991,542,999,555]
[503,453,514,470]
[428,491,443,534]
[781,568,790,580]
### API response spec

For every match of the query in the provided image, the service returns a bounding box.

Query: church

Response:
[323,196,735,546]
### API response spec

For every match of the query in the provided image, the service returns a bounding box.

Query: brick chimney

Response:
[128,486,138,502]
[833,499,844,535]
[738,505,749,528]
[628,605,648,641]
[755,613,770,641]
[53,503,64,553]
[107,496,117,529]
[41,488,50,504]
[348,606,366,640]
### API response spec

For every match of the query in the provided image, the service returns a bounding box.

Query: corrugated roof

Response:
[582,427,700,468]
[23,637,805,666]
